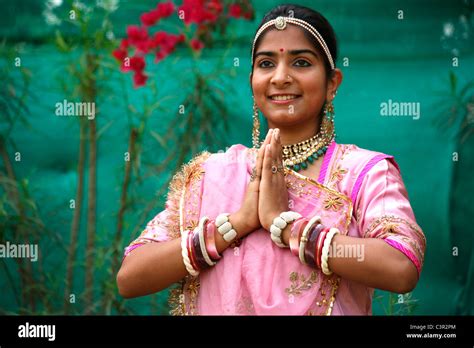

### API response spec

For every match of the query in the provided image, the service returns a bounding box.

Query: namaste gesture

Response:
[242,128,289,232]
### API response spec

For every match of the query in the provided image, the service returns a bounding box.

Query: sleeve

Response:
[122,152,210,259]
[355,158,426,277]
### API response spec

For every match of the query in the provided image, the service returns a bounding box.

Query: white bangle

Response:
[321,227,340,275]
[216,213,237,243]
[269,211,302,248]
[198,217,216,267]
[180,230,199,277]
[299,215,321,264]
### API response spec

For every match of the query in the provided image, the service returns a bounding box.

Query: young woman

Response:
[117,4,426,315]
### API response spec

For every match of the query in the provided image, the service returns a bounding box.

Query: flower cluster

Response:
[113,0,254,88]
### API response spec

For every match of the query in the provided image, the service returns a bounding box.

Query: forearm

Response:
[281,227,418,293]
[117,212,250,298]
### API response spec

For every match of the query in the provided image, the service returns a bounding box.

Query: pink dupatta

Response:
[124,142,425,315]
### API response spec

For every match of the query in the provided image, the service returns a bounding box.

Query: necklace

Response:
[282,132,333,172]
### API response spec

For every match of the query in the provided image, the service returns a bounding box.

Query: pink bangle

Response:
[205,220,221,261]
[187,230,200,272]
[290,218,308,257]
[316,227,330,269]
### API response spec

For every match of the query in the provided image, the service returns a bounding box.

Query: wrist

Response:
[229,211,251,238]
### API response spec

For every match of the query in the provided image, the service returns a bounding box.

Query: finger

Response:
[275,128,283,167]
[271,128,279,168]
[253,130,272,181]
[262,143,273,181]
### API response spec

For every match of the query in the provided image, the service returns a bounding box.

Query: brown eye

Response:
[258,60,274,68]
[294,59,311,67]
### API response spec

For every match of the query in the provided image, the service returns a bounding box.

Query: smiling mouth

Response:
[268,94,302,101]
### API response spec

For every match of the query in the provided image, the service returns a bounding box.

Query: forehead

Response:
[256,24,314,51]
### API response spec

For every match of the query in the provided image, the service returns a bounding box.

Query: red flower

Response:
[229,4,242,18]
[141,9,161,26]
[243,11,252,20]
[140,2,175,26]
[190,38,204,51]
[133,71,148,88]
[120,39,129,50]
[156,1,175,18]
[129,56,146,72]
[126,25,148,45]
[112,48,127,61]
[178,0,222,25]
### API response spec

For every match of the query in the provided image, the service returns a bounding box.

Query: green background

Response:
[0,0,473,315]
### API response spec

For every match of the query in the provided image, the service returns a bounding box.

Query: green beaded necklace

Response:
[286,144,329,172]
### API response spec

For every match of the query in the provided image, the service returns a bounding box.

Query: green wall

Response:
[0,0,473,315]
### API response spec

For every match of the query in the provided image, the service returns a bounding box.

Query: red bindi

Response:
[280,48,284,52]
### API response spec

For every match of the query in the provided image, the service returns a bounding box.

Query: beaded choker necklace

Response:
[282,133,332,172]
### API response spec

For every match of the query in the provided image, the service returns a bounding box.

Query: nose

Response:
[270,62,291,88]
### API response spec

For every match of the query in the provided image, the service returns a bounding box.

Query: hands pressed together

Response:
[236,128,290,236]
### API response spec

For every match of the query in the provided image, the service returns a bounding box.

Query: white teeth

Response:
[271,95,298,101]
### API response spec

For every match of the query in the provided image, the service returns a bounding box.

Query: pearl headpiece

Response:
[251,16,335,70]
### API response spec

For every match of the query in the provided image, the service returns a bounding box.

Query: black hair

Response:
[252,4,338,77]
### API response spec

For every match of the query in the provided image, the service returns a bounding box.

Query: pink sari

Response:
[123,142,426,315]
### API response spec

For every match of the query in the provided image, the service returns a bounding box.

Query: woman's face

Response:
[251,24,339,130]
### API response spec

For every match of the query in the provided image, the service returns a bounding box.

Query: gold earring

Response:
[321,99,335,140]
[252,98,261,149]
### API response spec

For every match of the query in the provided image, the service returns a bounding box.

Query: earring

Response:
[252,97,261,149]
[321,99,336,140]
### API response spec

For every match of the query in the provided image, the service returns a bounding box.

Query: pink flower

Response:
[190,38,204,51]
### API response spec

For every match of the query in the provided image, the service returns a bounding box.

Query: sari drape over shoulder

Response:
[123,142,426,315]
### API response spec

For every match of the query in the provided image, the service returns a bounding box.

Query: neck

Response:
[267,117,322,145]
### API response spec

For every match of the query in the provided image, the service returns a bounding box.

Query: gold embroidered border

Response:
[285,168,353,234]
[167,151,211,316]
[363,215,426,250]
[285,150,353,315]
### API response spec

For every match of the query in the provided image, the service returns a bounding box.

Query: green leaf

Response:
[55,30,70,53]
[449,71,457,94]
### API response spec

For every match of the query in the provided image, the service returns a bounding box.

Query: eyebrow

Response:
[254,49,320,59]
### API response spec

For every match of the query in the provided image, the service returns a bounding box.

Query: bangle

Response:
[189,229,203,271]
[315,227,330,269]
[321,227,340,275]
[290,218,308,257]
[205,220,221,261]
[180,230,199,276]
[304,223,325,268]
[270,211,302,248]
[299,215,321,264]
[216,213,237,243]
[198,217,217,267]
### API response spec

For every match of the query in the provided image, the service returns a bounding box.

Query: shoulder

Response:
[172,144,252,182]
[333,142,399,174]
